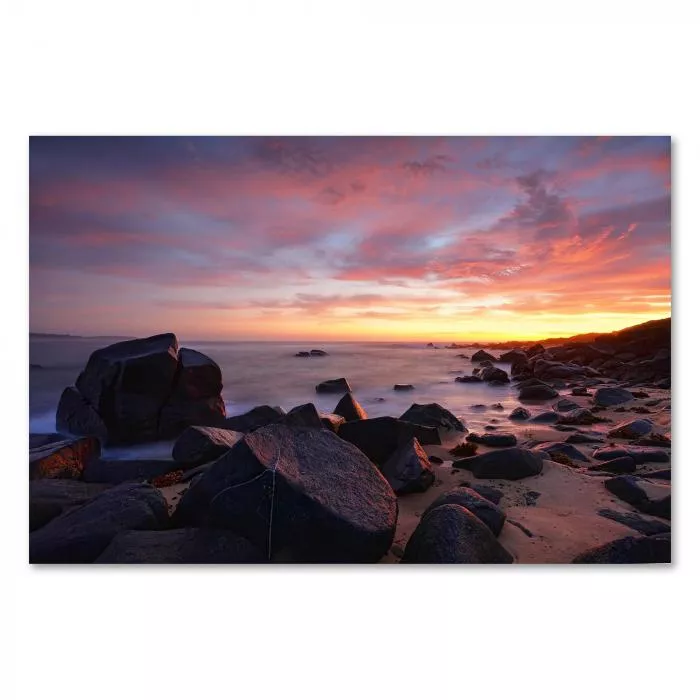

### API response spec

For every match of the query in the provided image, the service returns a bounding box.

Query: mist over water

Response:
[30,336,525,444]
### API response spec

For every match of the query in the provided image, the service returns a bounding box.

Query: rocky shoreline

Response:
[28,318,671,564]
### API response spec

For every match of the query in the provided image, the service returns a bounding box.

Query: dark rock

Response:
[479,366,509,384]
[471,350,497,362]
[640,469,671,480]
[316,377,352,393]
[553,398,582,413]
[320,413,346,433]
[470,484,504,505]
[172,426,242,466]
[174,424,397,562]
[399,403,465,432]
[401,504,513,564]
[333,393,368,422]
[588,456,636,474]
[453,447,544,480]
[310,349,328,356]
[593,447,670,464]
[553,425,577,432]
[499,349,528,363]
[524,490,541,506]
[337,417,440,465]
[295,351,311,357]
[509,407,531,420]
[529,410,559,423]
[525,343,546,358]
[607,419,654,439]
[56,386,108,440]
[380,438,435,494]
[572,535,671,564]
[519,383,559,400]
[565,431,605,444]
[222,405,285,432]
[468,432,517,447]
[533,442,590,462]
[556,408,601,426]
[29,479,112,532]
[571,387,590,396]
[282,403,324,429]
[593,387,635,407]
[455,375,483,383]
[425,487,506,535]
[29,483,169,563]
[604,475,651,508]
[655,378,671,389]
[95,528,266,563]
[597,509,671,536]
[393,384,415,391]
[83,459,183,484]
[29,436,100,480]
[428,455,444,465]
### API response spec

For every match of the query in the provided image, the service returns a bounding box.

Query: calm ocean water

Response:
[29,336,526,454]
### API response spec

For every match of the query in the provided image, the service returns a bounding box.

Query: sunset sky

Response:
[29,136,671,342]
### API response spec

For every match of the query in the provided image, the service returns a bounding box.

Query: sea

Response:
[29,336,526,457]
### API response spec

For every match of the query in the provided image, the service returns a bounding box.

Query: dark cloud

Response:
[402,155,450,176]
[509,169,574,235]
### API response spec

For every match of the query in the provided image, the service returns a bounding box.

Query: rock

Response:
[571,387,590,396]
[29,436,100,480]
[655,378,671,389]
[337,417,440,465]
[468,432,517,448]
[533,442,590,462]
[565,431,605,444]
[29,483,169,563]
[593,446,670,464]
[471,350,497,362]
[572,534,671,564]
[604,475,667,514]
[524,490,541,506]
[425,487,506,536]
[429,455,444,465]
[525,343,546,358]
[453,448,544,480]
[553,425,577,432]
[333,393,368,422]
[399,403,465,432]
[56,335,225,445]
[479,366,509,384]
[295,351,311,357]
[556,408,601,426]
[640,469,671,480]
[529,410,560,423]
[553,398,582,413]
[499,349,527,363]
[55,386,108,440]
[607,419,654,440]
[593,387,635,407]
[175,425,398,563]
[588,456,636,474]
[316,377,352,393]
[157,348,226,437]
[469,484,504,505]
[597,510,671,536]
[402,504,513,563]
[509,407,531,420]
[282,403,324,429]
[29,433,66,449]
[632,435,671,447]
[380,438,435,494]
[320,413,346,433]
[455,375,483,383]
[310,349,328,356]
[393,384,415,391]
[29,480,112,532]
[172,426,242,466]
[223,405,285,432]
[518,383,559,400]
[95,528,266,563]
[83,459,183,484]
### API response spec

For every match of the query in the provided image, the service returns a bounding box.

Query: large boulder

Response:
[333,393,368,422]
[468,432,517,448]
[593,446,670,464]
[320,413,346,433]
[380,438,435,494]
[518,383,559,400]
[337,417,440,465]
[454,447,544,479]
[29,436,100,480]
[509,407,531,420]
[316,377,352,394]
[607,419,654,440]
[55,334,225,445]
[525,343,546,358]
[29,483,169,563]
[479,366,509,384]
[95,528,266,564]
[532,441,590,462]
[222,405,285,432]
[282,403,324,429]
[425,487,506,536]
[172,426,242,466]
[587,456,636,474]
[29,479,111,532]
[555,408,601,426]
[174,424,398,563]
[593,387,635,407]
[597,510,670,536]
[499,349,527,363]
[399,403,465,432]
[471,350,497,362]
[402,504,513,564]
[553,398,582,413]
[572,534,671,564]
